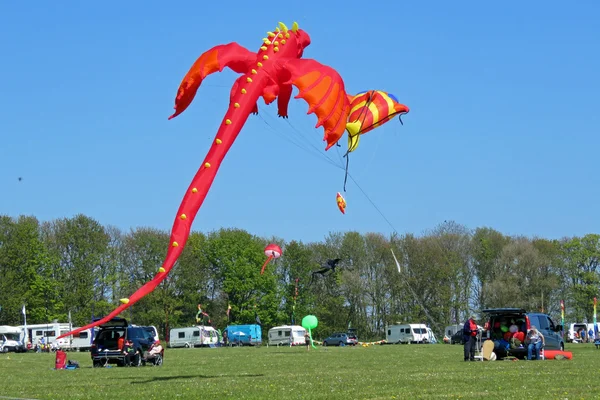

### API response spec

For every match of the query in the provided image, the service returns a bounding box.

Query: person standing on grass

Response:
[463,315,478,361]
[305,332,311,351]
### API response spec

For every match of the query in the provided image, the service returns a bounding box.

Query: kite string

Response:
[255,107,400,236]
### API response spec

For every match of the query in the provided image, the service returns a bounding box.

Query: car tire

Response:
[184,343,190,348]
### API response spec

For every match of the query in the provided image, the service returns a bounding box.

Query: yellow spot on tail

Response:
[273,47,279,52]
[263,55,269,60]
[225,119,232,124]
[246,77,252,83]
[285,32,290,38]
[274,41,279,46]
[264,40,272,45]
[251,69,257,74]
[281,39,286,44]
[172,241,179,247]
[261,46,267,51]
[204,162,211,168]
[234,103,240,108]
[159,267,165,273]
[257,62,263,67]
[180,214,187,220]
[215,138,222,144]
[192,188,198,193]
[120,298,130,304]
[241,88,247,94]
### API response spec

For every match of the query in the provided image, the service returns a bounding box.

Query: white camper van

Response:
[567,322,589,342]
[0,326,26,352]
[20,322,71,348]
[169,326,218,348]
[268,325,306,346]
[386,324,430,344]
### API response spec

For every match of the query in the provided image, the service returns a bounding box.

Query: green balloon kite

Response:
[302,315,318,349]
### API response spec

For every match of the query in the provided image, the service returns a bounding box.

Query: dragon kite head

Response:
[268,22,311,58]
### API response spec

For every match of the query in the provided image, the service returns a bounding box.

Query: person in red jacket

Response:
[463,315,478,361]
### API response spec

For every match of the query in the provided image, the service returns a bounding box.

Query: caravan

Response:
[169,326,219,348]
[55,328,95,351]
[267,325,306,346]
[385,324,430,344]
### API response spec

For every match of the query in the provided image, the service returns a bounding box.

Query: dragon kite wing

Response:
[169,42,256,120]
[279,58,351,150]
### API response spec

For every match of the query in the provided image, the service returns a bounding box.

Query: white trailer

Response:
[267,325,306,346]
[385,323,430,344]
[169,326,219,348]
[55,328,95,351]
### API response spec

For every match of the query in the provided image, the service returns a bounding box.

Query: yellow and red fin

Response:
[281,59,351,150]
[346,121,363,153]
[169,43,256,120]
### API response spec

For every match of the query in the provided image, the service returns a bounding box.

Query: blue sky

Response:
[1,0,598,244]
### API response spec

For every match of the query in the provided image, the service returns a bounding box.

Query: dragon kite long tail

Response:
[58,21,351,339]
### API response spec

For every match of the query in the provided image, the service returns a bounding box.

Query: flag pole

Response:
[22,304,28,346]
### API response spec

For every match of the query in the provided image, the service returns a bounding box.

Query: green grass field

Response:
[0,343,598,399]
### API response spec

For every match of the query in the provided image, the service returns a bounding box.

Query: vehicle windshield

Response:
[4,333,20,341]
[127,328,147,339]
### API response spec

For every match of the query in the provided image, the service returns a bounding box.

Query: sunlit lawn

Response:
[0,343,598,399]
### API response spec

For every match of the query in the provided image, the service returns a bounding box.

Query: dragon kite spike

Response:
[292,22,299,32]
[278,22,288,33]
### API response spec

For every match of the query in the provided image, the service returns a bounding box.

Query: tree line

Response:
[0,214,598,340]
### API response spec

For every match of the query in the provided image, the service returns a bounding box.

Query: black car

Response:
[91,317,153,367]
[482,308,564,359]
[450,330,465,345]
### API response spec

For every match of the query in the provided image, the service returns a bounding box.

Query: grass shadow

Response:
[129,373,264,384]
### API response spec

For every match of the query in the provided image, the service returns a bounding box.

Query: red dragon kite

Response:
[58,21,353,339]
